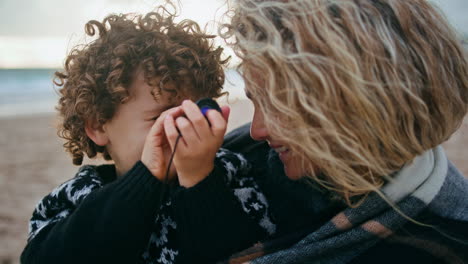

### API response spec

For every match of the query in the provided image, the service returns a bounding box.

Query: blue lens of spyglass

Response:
[196,98,222,116]
[200,107,211,116]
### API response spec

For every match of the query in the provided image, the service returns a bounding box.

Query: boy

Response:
[20,10,276,264]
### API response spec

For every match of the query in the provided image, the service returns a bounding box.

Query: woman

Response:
[221,0,468,263]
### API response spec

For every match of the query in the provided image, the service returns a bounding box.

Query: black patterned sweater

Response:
[21,148,279,264]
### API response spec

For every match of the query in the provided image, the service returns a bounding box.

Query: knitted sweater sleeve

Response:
[20,161,166,264]
[172,148,276,263]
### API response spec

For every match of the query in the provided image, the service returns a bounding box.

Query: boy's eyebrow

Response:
[143,109,160,115]
[144,103,176,115]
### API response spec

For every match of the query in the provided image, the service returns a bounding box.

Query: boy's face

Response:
[102,71,183,177]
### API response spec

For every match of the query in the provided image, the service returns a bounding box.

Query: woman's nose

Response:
[250,108,269,141]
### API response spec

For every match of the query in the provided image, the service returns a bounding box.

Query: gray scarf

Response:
[224,146,468,263]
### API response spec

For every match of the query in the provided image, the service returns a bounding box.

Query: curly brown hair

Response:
[55,8,229,165]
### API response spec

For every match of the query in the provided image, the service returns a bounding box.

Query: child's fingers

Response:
[206,110,227,138]
[153,106,184,134]
[181,100,211,138]
[148,106,183,142]
[147,114,165,141]
[165,106,184,120]
[164,115,187,151]
[142,107,183,180]
[175,116,201,146]
[220,105,230,122]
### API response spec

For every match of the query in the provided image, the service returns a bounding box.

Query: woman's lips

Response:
[270,144,290,161]
[273,146,288,153]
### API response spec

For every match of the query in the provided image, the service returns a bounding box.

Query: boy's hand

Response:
[141,107,184,181]
[164,100,230,188]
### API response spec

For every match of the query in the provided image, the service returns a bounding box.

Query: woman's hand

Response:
[141,106,183,181]
[164,100,230,188]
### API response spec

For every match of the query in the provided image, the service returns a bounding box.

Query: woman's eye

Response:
[151,115,160,121]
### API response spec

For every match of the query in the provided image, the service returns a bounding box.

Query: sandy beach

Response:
[0,99,466,263]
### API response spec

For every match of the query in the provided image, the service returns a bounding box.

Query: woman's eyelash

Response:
[151,115,160,121]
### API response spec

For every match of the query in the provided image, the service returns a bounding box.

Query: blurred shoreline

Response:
[0,68,246,119]
[0,100,466,263]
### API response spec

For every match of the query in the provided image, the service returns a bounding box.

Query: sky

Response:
[0,0,467,69]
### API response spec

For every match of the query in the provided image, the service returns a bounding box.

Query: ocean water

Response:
[0,69,59,117]
[0,69,245,117]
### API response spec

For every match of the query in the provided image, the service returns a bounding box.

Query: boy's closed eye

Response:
[144,104,178,122]
[143,112,161,122]
[143,114,160,122]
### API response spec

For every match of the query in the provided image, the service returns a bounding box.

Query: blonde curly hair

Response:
[222,0,468,204]
[55,7,228,165]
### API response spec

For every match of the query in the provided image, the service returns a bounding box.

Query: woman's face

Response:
[247,93,307,180]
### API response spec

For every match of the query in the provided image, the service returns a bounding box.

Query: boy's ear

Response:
[85,120,109,146]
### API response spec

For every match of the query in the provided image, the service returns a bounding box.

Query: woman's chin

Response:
[284,164,305,180]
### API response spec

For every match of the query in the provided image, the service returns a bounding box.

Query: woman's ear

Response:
[85,120,109,146]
